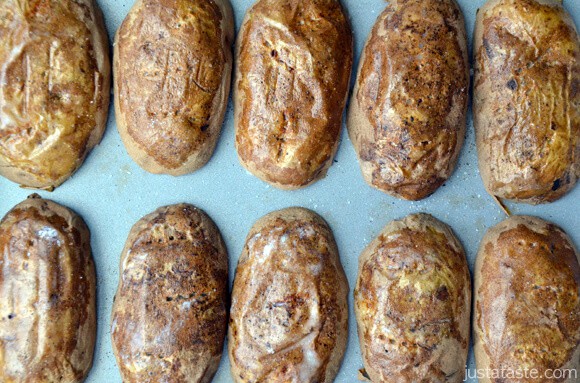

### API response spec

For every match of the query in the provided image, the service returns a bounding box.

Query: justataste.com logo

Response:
[463,367,577,381]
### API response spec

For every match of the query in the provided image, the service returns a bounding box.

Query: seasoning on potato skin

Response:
[114,0,234,176]
[354,213,471,383]
[348,0,469,201]
[0,194,96,383]
[474,0,580,204]
[234,0,353,190]
[474,216,580,383]
[111,204,228,383]
[229,208,348,383]
[0,0,110,190]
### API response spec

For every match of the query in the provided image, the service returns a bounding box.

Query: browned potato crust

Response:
[111,204,228,383]
[348,0,469,201]
[0,194,96,383]
[234,0,353,190]
[474,216,580,383]
[228,207,348,382]
[354,213,471,382]
[114,0,234,175]
[474,0,580,204]
[0,0,111,190]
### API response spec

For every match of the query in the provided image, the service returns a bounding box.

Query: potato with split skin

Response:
[234,0,353,190]
[354,213,471,382]
[348,0,469,201]
[0,0,110,190]
[0,194,96,383]
[111,204,228,383]
[229,207,348,383]
[474,216,580,383]
[474,0,580,204]
[114,0,234,175]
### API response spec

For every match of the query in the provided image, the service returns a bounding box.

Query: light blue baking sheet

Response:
[1,0,579,382]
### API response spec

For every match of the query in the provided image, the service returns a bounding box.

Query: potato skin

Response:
[354,213,471,382]
[229,208,348,382]
[474,0,580,204]
[348,0,469,201]
[234,0,353,190]
[0,194,96,383]
[474,216,580,383]
[111,204,228,383]
[0,0,110,190]
[114,0,234,175]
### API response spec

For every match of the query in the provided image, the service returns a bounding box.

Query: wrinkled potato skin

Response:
[0,194,96,383]
[229,208,348,383]
[474,216,580,383]
[354,214,471,382]
[234,0,353,190]
[111,204,228,383]
[348,0,469,201]
[0,0,110,189]
[474,0,580,204]
[114,0,234,175]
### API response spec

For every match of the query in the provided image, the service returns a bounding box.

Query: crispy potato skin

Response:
[0,0,110,189]
[474,216,580,383]
[0,194,96,383]
[114,0,234,175]
[354,214,471,382]
[348,0,469,201]
[111,204,228,383]
[234,0,353,190]
[474,0,580,204]
[228,208,348,382]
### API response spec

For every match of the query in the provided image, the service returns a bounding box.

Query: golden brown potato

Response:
[474,0,579,204]
[0,0,111,190]
[111,204,228,383]
[474,216,580,383]
[0,194,96,383]
[114,0,234,175]
[354,213,471,382]
[229,207,348,382]
[348,0,469,201]
[234,0,353,189]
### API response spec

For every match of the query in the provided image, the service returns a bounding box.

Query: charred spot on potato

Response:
[552,179,561,191]
[507,79,517,90]
[436,285,449,301]
[483,38,494,59]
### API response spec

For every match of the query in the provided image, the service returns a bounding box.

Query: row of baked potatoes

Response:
[1,0,578,204]
[0,194,578,382]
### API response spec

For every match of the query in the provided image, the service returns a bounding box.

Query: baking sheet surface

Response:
[1,0,579,382]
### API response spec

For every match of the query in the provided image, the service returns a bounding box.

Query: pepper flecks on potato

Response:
[474,0,579,204]
[229,207,349,383]
[354,213,471,382]
[348,0,469,201]
[111,203,228,383]
[0,194,96,383]
[0,0,110,189]
[474,216,580,383]
[115,0,234,175]
[234,0,353,190]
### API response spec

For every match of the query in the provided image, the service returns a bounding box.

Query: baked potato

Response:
[474,0,579,203]
[234,0,353,189]
[114,0,234,175]
[474,215,580,383]
[0,0,110,189]
[348,0,469,200]
[229,207,348,382]
[111,204,228,383]
[354,213,471,382]
[0,194,96,383]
